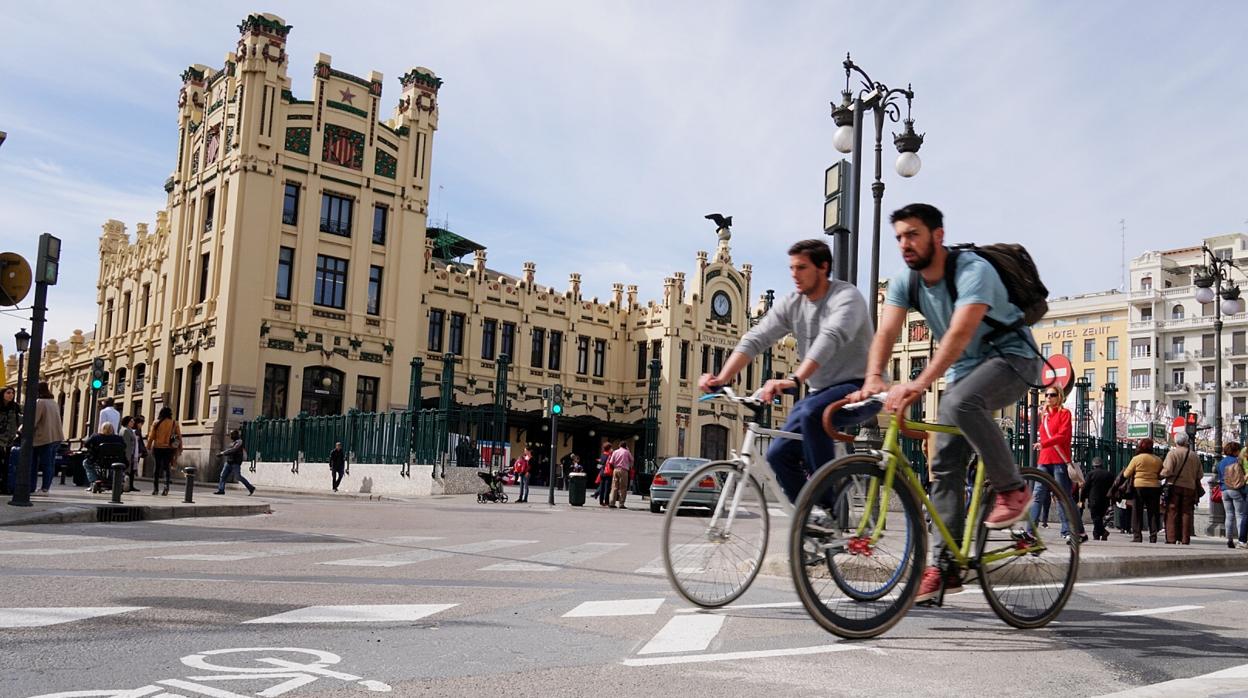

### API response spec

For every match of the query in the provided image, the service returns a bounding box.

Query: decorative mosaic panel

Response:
[374,149,397,179]
[284,127,311,155]
[322,123,365,171]
[190,148,200,175]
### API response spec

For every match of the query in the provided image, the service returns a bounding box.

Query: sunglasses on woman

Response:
[1045,392,1059,398]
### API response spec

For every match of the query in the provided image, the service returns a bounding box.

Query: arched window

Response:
[700,424,729,461]
[1171,304,1185,320]
[115,367,127,395]
[300,366,345,416]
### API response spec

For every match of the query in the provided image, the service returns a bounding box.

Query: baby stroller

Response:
[477,468,510,503]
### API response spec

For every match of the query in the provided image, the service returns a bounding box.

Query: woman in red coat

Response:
[1032,386,1086,542]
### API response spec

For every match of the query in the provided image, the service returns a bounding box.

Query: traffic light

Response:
[1185,412,1199,440]
[551,384,564,416]
[90,357,106,391]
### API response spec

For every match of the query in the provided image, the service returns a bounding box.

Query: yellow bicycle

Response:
[787,393,1080,639]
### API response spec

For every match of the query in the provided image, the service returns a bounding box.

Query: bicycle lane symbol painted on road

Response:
[26,647,392,697]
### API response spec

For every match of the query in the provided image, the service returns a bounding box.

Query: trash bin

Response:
[568,471,587,506]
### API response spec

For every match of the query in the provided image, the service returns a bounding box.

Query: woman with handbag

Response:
[146,406,182,496]
[1160,432,1203,545]
[1122,438,1163,543]
[1217,442,1247,549]
[1032,387,1087,542]
[595,443,613,507]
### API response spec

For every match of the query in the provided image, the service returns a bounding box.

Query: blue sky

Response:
[1,1,1245,354]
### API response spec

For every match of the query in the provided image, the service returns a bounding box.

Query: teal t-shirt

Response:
[884,251,1036,383]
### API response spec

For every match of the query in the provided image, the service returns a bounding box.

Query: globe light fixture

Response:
[893,118,925,178]
[895,151,922,178]
[1194,286,1216,304]
[833,125,855,154]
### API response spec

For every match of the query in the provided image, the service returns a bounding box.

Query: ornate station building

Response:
[3,13,797,476]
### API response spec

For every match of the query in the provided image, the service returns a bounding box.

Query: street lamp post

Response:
[831,54,924,324]
[1192,245,1244,458]
[14,328,30,405]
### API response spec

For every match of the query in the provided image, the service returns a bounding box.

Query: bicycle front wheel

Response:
[662,460,769,607]
[789,454,925,639]
[976,467,1080,629]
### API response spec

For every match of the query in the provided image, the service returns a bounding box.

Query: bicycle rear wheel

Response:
[976,467,1080,629]
[789,454,925,639]
[662,460,769,607]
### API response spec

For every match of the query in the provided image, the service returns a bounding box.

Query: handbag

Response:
[1211,484,1223,503]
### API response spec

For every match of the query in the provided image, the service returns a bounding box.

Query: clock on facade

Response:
[711,291,731,320]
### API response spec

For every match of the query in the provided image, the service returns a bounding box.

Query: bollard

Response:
[110,461,125,505]
[182,465,197,503]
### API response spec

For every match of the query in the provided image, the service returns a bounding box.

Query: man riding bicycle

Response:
[698,239,874,504]
[847,203,1040,604]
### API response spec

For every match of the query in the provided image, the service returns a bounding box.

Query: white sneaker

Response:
[1237,541,1248,549]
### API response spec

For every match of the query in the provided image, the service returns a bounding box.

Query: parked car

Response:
[648,457,712,513]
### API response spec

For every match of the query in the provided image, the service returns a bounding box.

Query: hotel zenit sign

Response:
[1039,324,1114,341]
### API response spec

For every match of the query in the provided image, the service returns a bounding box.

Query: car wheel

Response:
[650,500,662,514]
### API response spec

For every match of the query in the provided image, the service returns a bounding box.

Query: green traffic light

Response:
[91,379,103,390]
[551,404,563,415]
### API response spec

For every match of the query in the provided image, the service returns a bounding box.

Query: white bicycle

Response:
[660,387,859,607]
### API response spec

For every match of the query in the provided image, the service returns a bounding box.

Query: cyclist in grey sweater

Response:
[699,239,874,503]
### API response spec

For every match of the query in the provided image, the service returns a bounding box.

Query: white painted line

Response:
[637,614,726,655]
[0,606,146,628]
[244,603,457,624]
[0,541,232,556]
[1103,604,1204,617]
[147,538,431,562]
[767,507,789,518]
[625,643,863,666]
[322,539,534,568]
[636,543,713,575]
[1095,661,1248,697]
[149,553,260,562]
[480,542,628,571]
[564,598,665,618]
[674,601,802,613]
[1078,570,1248,589]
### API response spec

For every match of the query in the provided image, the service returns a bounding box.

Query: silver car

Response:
[648,457,713,513]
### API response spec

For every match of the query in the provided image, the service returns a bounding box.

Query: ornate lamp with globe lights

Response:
[14,328,30,405]
[1192,246,1244,456]
[830,54,925,327]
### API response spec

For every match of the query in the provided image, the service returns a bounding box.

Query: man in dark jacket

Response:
[330,442,347,492]
[1081,457,1115,540]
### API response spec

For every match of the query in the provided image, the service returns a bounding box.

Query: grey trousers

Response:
[930,354,1039,563]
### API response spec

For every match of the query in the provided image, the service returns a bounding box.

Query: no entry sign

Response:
[1042,354,1074,393]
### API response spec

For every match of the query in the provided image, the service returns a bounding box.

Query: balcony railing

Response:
[1130,349,1153,359]
[1195,381,1219,392]
[1163,351,1187,361]
[320,217,352,237]
[1129,381,1152,391]
[1163,383,1189,393]
[1226,380,1248,390]
[1192,349,1222,361]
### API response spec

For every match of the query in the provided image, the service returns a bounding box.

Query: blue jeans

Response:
[36,443,59,491]
[1224,487,1248,544]
[1033,463,1080,537]
[217,461,254,493]
[765,382,865,504]
[517,474,529,501]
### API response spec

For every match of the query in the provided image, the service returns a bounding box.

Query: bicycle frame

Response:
[856,415,1047,570]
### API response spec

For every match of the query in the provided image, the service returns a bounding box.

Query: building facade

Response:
[1127,233,1248,441]
[2,12,797,476]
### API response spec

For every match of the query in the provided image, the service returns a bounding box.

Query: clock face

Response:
[712,291,731,319]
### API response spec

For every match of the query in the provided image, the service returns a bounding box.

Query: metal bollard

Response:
[182,466,197,503]
[110,461,125,505]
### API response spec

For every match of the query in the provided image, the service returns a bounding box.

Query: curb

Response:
[0,502,272,527]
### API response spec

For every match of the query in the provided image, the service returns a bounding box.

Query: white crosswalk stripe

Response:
[637,615,726,654]
[636,543,713,575]
[0,541,233,556]
[0,607,146,628]
[320,538,534,568]
[146,536,433,562]
[564,598,665,617]
[479,542,628,571]
[244,603,457,624]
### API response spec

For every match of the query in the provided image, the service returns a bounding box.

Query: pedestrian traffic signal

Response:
[1185,412,1199,440]
[91,357,106,391]
[551,384,564,416]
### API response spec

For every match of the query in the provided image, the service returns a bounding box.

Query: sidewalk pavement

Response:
[0,483,270,527]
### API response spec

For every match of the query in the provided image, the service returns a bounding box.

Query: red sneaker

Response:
[984,487,1032,529]
[915,567,963,604]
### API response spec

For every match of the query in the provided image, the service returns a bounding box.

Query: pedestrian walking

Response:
[513,447,532,503]
[1032,386,1086,542]
[1220,443,1248,549]
[0,387,20,448]
[608,441,633,509]
[1161,433,1202,545]
[31,382,64,495]
[1081,457,1115,540]
[83,422,126,493]
[1122,438,1163,543]
[97,397,121,434]
[129,415,147,491]
[215,429,255,495]
[119,415,137,490]
[595,443,612,507]
[329,442,346,492]
[146,406,182,496]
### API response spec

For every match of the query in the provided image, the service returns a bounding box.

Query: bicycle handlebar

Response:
[822,393,928,442]
[698,386,766,406]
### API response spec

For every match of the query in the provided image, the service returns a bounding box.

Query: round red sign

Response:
[1041,354,1074,392]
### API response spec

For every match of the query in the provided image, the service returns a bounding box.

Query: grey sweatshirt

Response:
[733,281,872,391]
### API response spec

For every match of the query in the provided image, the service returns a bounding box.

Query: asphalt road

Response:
[1,492,1247,698]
